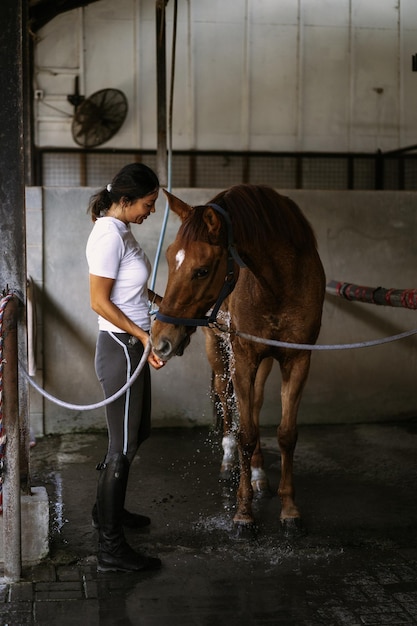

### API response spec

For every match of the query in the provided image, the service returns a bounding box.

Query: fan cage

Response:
[71,88,128,148]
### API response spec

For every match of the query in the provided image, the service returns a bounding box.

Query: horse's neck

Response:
[236,242,297,298]
[236,247,276,296]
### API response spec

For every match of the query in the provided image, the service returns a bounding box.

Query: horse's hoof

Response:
[232,521,258,542]
[280,516,305,538]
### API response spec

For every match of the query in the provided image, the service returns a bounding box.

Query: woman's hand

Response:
[139,334,165,369]
[147,348,166,370]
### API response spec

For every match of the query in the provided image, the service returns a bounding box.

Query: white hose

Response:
[20,342,151,411]
[234,327,417,351]
[150,0,177,292]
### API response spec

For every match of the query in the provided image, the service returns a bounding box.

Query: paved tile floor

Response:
[2,422,417,624]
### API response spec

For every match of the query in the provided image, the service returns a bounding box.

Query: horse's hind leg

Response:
[251,357,273,495]
[203,328,237,479]
[278,351,312,532]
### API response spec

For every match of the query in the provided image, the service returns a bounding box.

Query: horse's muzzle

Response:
[150,324,193,360]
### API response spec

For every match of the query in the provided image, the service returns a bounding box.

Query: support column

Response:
[0,0,26,296]
[0,0,30,578]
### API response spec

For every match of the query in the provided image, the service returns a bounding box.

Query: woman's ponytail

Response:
[88,188,112,222]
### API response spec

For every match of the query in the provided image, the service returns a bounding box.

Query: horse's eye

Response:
[193,268,209,280]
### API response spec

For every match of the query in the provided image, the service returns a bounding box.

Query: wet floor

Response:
[3,421,417,624]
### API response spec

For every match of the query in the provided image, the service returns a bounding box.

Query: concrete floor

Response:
[2,421,417,625]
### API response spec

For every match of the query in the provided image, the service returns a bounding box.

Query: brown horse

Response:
[151,184,325,536]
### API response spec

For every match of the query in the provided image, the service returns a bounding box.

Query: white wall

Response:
[33,0,417,153]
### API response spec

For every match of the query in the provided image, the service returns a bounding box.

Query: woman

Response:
[86,163,165,573]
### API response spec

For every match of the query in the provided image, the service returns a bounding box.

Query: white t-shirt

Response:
[86,217,151,332]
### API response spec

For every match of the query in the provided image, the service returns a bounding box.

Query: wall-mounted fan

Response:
[68,84,128,148]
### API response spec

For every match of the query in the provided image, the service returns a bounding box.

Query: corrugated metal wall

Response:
[33,0,417,154]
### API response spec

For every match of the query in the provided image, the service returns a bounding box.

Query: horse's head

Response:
[151,190,229,361]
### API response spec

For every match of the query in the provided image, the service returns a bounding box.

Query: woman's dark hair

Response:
[88,163,159,222]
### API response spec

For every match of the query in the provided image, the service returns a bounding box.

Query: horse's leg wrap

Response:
[221,433,237,476]
[250,466,269,493]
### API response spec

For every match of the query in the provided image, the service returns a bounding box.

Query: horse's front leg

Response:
[230,350,259,534]
[203,328,237,479]
[235,426,257,530]
[278,351,312,532]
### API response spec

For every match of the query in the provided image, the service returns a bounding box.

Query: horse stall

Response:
[22,184,417,623]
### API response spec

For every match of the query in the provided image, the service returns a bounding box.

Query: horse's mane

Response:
[178,184,318,252]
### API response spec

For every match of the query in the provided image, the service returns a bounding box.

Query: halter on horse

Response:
[155,202,247,328]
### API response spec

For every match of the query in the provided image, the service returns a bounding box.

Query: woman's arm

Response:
[90,274,165,369]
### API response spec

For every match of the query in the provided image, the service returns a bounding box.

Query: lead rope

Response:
[20,342,151,411]
[16,315,417,412]
[0,292,14,513]
[150,0,178,297]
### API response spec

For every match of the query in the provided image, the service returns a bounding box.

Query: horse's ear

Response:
[203,206,222,240]
[163,189,193,221]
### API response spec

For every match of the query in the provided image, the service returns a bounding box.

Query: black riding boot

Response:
[96,453,161,572]
[91,502,151,530]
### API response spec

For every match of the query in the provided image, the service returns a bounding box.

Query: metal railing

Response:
[34,147,417,191]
